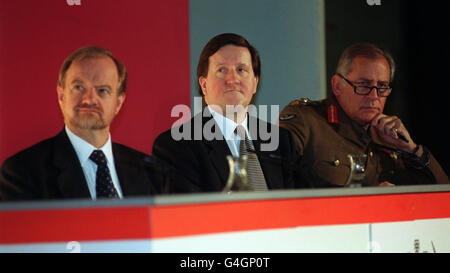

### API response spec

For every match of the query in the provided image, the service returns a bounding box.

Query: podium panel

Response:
[1,185,449,252]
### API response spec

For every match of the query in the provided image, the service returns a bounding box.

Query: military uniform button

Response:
[333,159,340,166]
[390,152,398,160]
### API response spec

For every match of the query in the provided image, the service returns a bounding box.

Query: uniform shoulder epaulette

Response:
[281,98,322,121]
[281,98,317,121]
[288,98,317,107]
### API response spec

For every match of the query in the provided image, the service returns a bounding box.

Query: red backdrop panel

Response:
[0,0,190,164]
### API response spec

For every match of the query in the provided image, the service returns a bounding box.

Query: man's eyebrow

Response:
[236,63,250,67]
[213,62,249,67]
[355,77,372,82]
[355,78,389,84]
[95,84,112,90]
[70,79,84,85]
[69,80,113,90]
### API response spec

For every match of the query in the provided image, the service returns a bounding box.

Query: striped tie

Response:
[236,125,268,191]
[89,150,119,199]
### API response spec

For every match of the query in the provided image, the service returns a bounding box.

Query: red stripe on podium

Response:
[0,206,151,244]
[1,192,449,244]
[150,192,450,239]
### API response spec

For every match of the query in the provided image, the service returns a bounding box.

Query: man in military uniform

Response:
[279,43,449,187]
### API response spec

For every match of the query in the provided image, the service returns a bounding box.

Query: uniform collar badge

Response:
[327,104,338,124]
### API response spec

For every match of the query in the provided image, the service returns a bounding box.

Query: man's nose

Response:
[225,69,239,84]
[366,87,380,99]
[81,87,98,103]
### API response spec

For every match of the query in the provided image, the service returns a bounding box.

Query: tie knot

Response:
[235,125,247,139]
[89,150,107,166]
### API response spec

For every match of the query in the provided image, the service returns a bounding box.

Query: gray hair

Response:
[336,43,395,81]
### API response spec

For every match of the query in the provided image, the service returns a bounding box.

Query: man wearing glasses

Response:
[279,43,448,187]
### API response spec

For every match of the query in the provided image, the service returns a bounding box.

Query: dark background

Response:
[325,0,449,176]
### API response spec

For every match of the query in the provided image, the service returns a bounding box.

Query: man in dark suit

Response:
[153,33,305,193]
[0,46,161,201]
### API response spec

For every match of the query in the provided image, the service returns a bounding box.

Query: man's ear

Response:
[253,76,259,95]
[199,76,207,96]
[57,85,64,106]
[115,93,126,115]
[331,74,343,97]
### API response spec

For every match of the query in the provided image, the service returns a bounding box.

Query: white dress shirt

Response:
[208,106,252,157]
[65,126,123,200]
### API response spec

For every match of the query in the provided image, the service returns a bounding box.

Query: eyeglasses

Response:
[337,73,392,97]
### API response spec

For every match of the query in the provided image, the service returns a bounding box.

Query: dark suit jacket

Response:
[0,129,162,201]
[152,112,306,193]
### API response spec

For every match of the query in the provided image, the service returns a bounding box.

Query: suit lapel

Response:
[113,144,150,197]
[200,112,283,190]
[52,130,91,199]
[201,113,232,188]
[205,138,232,188]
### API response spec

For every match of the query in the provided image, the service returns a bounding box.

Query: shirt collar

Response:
[208,106,249,140]
[65,126,114,166]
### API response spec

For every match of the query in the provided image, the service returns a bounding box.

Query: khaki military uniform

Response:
[279,95,449,187]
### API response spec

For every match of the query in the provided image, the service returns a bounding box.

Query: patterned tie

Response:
[236,125,268,191]
[89,150,119,199]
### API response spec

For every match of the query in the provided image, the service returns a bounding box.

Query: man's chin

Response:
[359,107,380,119]
[357,114,378,126]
